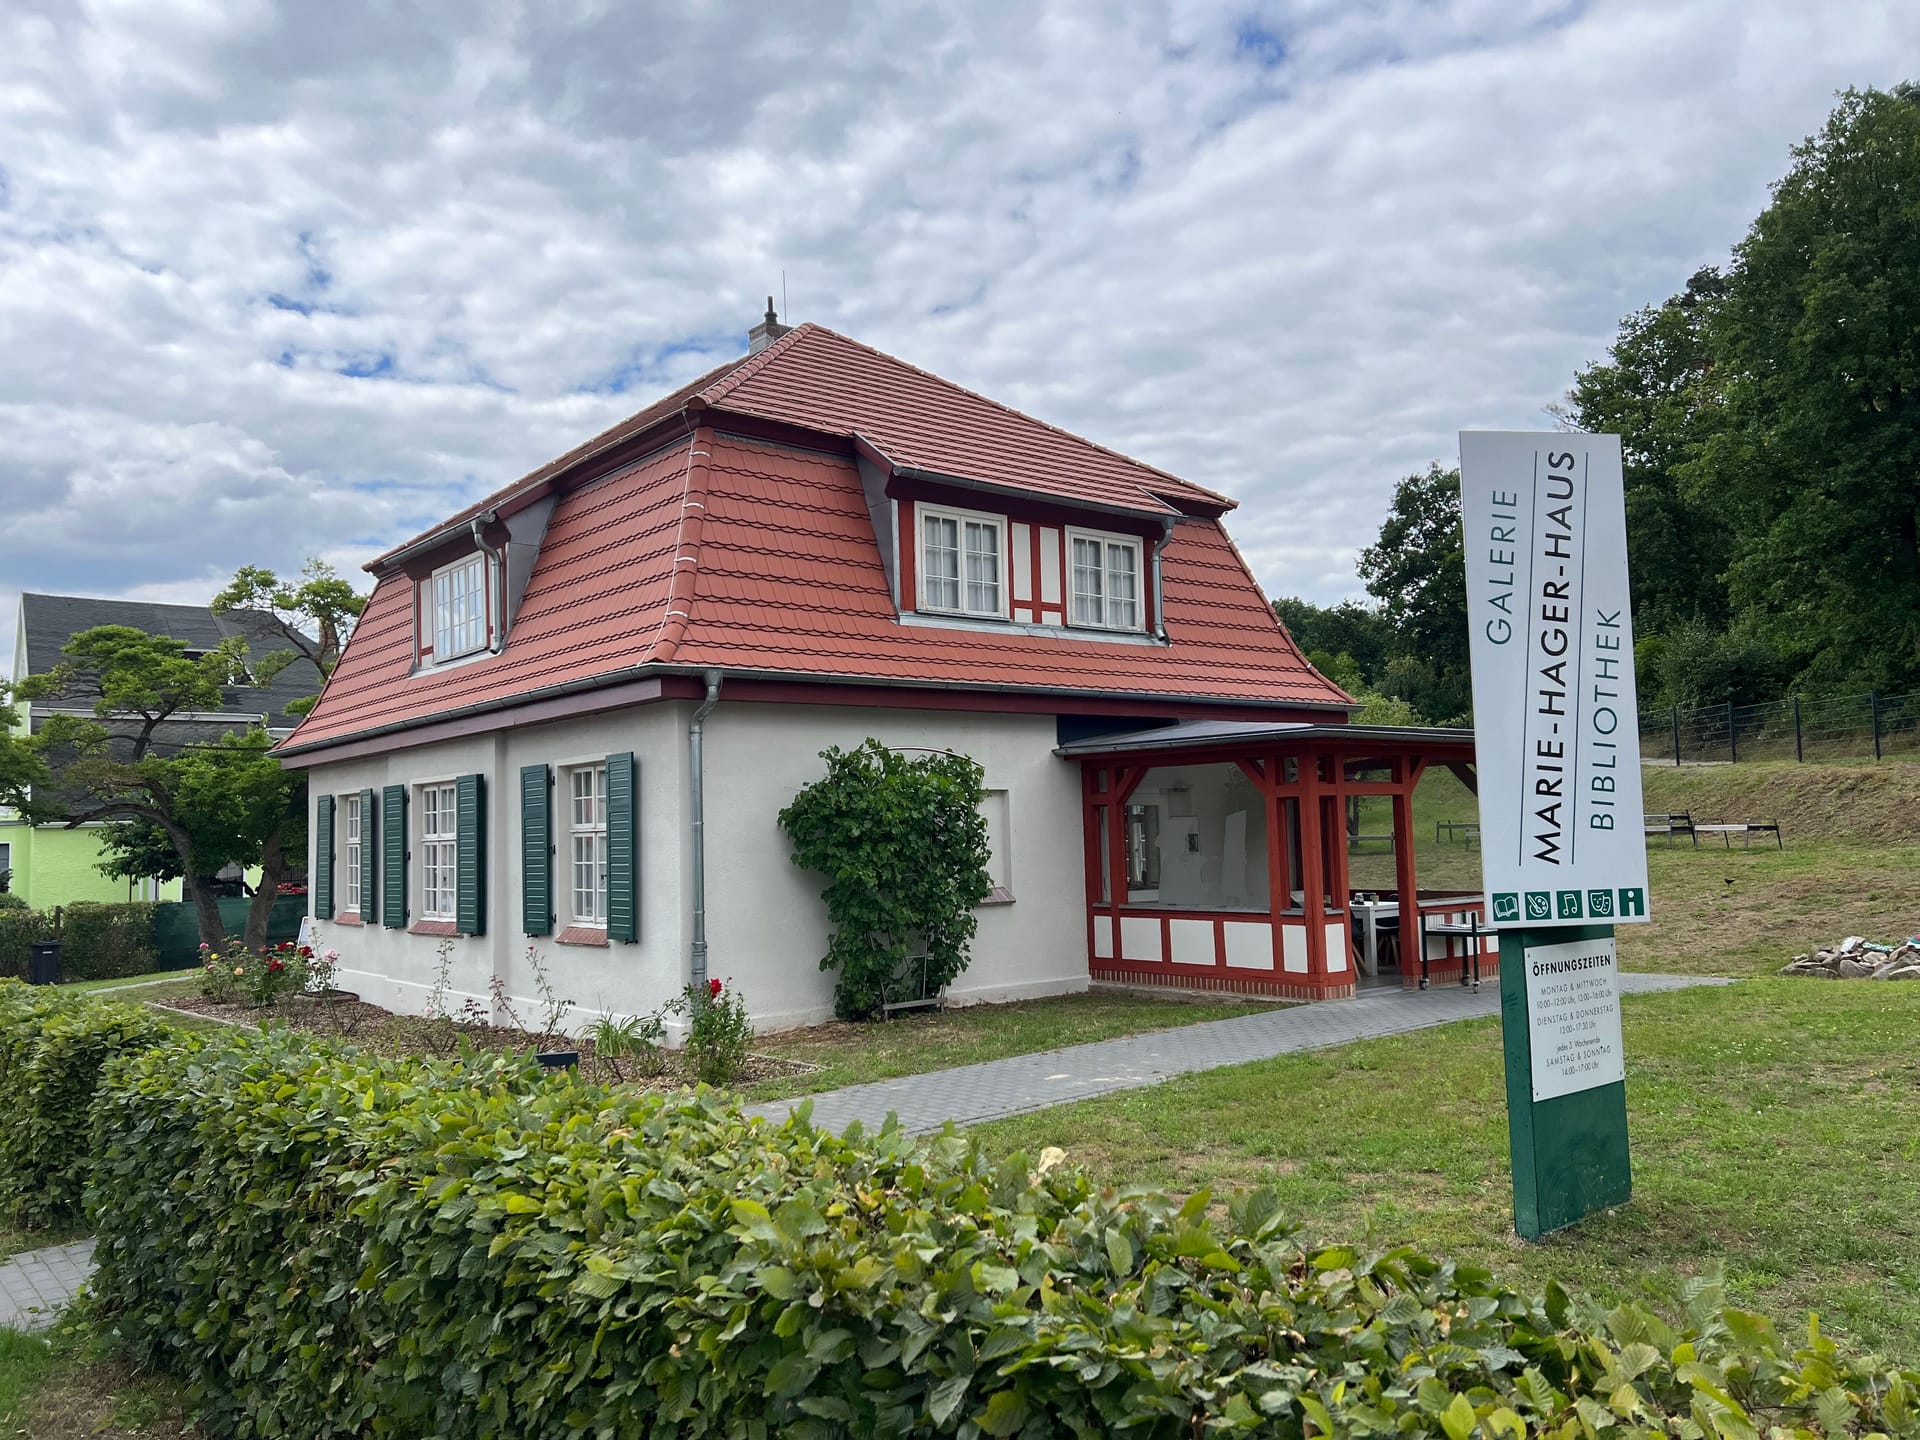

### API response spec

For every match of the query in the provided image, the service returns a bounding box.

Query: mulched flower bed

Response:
[151,993,818,1091]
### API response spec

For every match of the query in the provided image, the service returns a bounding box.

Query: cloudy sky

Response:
[3,0,1915,676]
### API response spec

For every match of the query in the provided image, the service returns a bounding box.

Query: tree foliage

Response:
[0,629,301,947]
[212,557,366,714]
[777,740,992,1021]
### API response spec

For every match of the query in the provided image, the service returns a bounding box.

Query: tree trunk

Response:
[184,871,228,948]
[242,827,290,950]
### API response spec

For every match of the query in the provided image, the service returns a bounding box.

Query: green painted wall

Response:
[2,824,183,909]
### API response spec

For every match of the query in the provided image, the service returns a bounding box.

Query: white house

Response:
[279,310,1482,1032]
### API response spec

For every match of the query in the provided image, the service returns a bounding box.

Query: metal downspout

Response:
[688,669,723,990]
[469,513,508,652]
[1151,518,1176,642]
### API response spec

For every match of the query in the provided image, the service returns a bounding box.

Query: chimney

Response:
[748,296,792,355]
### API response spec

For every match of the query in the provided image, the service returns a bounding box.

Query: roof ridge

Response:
[715,324,1234,510]
[698,320,818,405]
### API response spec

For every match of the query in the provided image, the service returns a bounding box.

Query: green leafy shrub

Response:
[0,980,163,1226]
[683,976,752,1084]
[0,891,28,911]
[57,901,158,980]
[778,739,992,1019]
[83,1022,1918,1439]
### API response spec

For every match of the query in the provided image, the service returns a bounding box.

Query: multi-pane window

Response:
[343,795,362,911]
[568,764,609,926]
[920,508,1004,617]
[419,783,458,918]
[1069,533,1143,631]
[431,554,487,660]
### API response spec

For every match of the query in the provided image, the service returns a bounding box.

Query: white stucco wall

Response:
[700,702,1088,1031]
[301,702,691,1030]
[300,697,1089,1037]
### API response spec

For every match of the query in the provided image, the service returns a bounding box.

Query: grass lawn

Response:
[975,979,1920,1355]
[743,991,1284,1102]
[64,972,200,1001]
[0,1327,191,1437]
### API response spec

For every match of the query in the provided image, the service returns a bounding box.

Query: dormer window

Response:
[920,505,1006,619]
[416,556,491,668]
[1068,530,1144,631]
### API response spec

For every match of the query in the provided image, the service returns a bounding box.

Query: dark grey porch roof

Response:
[1054,718,1475,756]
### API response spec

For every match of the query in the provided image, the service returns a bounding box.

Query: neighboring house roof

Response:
[18,592,323,724]
[283,324,1349,758]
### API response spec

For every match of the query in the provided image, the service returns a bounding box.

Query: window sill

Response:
[977,887,1016,907]
[331,913,364,927]
[409,919,459,937]
[555,926,609,948]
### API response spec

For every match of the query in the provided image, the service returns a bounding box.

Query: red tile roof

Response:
[283,331,1348,755]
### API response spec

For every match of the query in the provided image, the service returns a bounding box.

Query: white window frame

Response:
[342,795,362,912]
[918,504,1009,620]
[418,782,459,920]
[428,553,489,662]
[1066,528,1146,633]
[978,787,1014,905]
[566,763,609,928]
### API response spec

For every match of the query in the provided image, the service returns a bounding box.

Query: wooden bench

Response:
[1433,821,1480,847]
[1643,812,1697,847]
[1693,821,1783,850]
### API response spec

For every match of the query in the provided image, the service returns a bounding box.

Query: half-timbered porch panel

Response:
[1058,720,1489,1001]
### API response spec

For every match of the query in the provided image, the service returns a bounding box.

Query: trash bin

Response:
[27,940,60,987]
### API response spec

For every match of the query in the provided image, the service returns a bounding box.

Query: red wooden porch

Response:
[1058,720,1491,1001]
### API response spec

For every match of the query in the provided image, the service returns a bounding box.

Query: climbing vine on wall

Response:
[777,739,992,1021]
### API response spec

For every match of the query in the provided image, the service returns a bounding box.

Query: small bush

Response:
[58,901,158,981]
[682,976,752,1084]
[778,739,992,1019]
[0,980,164,1227]
[79,1020,1919,1439]
[0,891,28,911]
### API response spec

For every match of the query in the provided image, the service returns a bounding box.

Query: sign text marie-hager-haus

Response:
[1459,432,1649,927]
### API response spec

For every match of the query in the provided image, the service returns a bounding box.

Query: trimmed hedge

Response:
[0,908,56,978]
[59,900,158,979]
[74,1022,1918,1439]
[0,980,165,1227]
[0,902,157,981]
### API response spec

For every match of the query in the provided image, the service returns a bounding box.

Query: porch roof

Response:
[1054,718,1475,758]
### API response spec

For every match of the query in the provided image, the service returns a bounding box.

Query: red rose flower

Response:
[268,958,286,973]
[708,978,723,997]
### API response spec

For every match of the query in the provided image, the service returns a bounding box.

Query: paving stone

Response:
[745,973,1731,1135]
[0,1238,96,1332]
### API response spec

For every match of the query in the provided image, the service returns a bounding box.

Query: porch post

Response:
[1392,756,1420,984]
[1263,756,1289,973]
[1298,750,1327,979]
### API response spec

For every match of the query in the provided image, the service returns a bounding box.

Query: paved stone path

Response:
[745,973,1730,1135]
[0,1238,95,1332]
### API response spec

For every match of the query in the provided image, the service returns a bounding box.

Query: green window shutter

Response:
[456,773,487,936]
[381,784,408,929]
[313,794,335,920]
[520,764,552,936]
[606,751,638,943]
[359,788,379,924]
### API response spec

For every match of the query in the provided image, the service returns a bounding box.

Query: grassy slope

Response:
[975,979,1920,1354]
[745,992,1282,1103]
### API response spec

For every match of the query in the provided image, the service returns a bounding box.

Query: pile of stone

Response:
[1780,934,1920,980]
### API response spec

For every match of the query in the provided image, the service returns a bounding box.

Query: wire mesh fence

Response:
[1638,690,1920,764]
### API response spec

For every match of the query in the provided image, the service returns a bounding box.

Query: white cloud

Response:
[3,0,1915,675]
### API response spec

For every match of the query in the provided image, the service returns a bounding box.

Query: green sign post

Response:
[1496,924,1631,1239]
